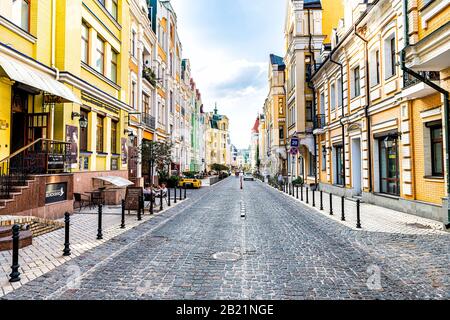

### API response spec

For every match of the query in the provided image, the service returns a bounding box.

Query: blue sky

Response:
[170,0,285,149]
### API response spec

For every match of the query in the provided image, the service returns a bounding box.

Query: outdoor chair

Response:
[90,191,104,208]
[74,193,90,212]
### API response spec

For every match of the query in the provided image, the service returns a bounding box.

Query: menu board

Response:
[125,187,143,211]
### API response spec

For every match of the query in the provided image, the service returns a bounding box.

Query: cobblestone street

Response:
[3,177,449,300]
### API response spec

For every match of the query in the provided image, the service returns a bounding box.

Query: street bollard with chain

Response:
[97,204,103,240]
[320,191,323,210]
[329,193,333,215]
[356,199,362,229]
[341,196,345,221]
[63,212,71,256]
[9,224,20,282]
[121,200,126,229]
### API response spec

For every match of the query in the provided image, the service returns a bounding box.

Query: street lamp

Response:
[71,112,88,129]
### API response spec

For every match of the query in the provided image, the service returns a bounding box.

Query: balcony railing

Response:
[403,71,440,88]
[142,113,156,130]
[142,66,157,86]
[314,114,326,129]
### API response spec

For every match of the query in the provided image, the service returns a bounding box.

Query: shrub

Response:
[292,177,304,186]
[167,175,180,188]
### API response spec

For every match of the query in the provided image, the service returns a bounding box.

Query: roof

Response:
[304,0,322,9]
[270,54,285,67]
[251,117,259,133]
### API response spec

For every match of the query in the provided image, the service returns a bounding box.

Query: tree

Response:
[211,163,229,171]
[140,140,173,183]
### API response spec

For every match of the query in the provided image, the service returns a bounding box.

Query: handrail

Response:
[0,138,69,165]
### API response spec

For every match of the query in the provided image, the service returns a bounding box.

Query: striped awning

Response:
[0,55,81,104]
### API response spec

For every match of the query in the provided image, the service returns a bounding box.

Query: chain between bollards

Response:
[329,193,333,215]
[120,199,126,229]
[97,204,103,240]
[9,224,21,282]
[356,199,362,229]
[341,196,345,221]
[63,212,71,256]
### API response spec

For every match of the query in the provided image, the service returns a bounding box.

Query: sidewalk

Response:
[0,200,185,298]
[265,182,448,236]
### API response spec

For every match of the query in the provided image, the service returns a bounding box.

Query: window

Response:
[306,101,313,122]
[110,50,118,82]
[96,115,104,152]
[81,22,89,64]
[279,127,284,140]
[384,34,397,79]
[80,110,89,152]
[11,0,29,31]
[131,81,136,109]
[96,37,105,74]
[111,0,118,20]
[352,66,360,98]
[308,152,315,176]
[378,136,399,195]
[375,50,380,86]
[330,83,336,111]
[320,92,325,115]
[337,77,343,107]
[430,125,443,176]
[335,145,344,185]
[321,146,326,171]
[170,91,174,113]
[131,30,136,57]
[143,93,150,114]
[305,62,311,81]
[111,120,118,154]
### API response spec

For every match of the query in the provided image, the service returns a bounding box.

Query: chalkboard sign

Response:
[45,183,68,204]
[125,187,143,211]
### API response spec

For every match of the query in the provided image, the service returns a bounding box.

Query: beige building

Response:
[205,105,230,170]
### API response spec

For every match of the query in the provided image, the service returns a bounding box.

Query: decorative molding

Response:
[421,0,450,29]
[0,16,36,43]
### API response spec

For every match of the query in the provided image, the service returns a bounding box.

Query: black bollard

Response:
[296,185,299,199]
[63,212,71,256]
[291,184,295,197]
[121,200,126,229]
[306,187,309,204]
[312,188,315,207]
[174,186,177,204]
[9,225,21,282]
[138,196,143,221]
[320,191,323,210]
[160,190,163,211]
[168,188,171,207]
[179,185,182,201]
[184,185,187,199]
[150,190,154,215]
[329,193,334,215]
[356,199,362,229]
[97,204,103,239]
[341,196,345,221]
[301,184,304,201]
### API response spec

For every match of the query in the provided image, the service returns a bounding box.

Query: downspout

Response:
[354,24,373,193]
[307,9,318,186]
[329,53,345,187]
[401,0,450,227]
[49,0,58,141]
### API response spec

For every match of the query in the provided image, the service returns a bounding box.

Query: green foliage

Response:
[142,66,157,86]
[182,171,198,178]
[140,140,173,181]
[292,176,304,186]
[167,175,180,188]
[211,163,229,171]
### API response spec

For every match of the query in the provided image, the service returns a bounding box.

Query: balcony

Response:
[142,66,157,87]
[402,71,440,99]
[141,113,156,130]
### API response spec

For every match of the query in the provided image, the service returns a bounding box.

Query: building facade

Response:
[205,105,231,171]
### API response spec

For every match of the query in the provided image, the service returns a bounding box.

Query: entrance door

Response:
[351,138,362,195]
[11,112,26,153]
[379,137,399,195]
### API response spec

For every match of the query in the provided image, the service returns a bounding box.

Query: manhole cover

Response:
[212,252,241,261]
[406,222,432,229]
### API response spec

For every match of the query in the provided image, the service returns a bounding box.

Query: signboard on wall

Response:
[65,125,78,165]
[121,138,128,165]
[45,183,67,204]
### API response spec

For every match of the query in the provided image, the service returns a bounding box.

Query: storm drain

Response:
[212,252,241,262]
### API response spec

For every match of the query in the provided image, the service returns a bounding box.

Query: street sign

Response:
[290,137,299,147]
[290,147,298,155]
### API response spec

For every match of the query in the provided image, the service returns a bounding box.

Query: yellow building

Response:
[311,0,449,222]
[0,0,133,217]
[205,105,230,171]
[284,0,343,185]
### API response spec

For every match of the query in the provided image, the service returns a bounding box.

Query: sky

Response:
[170,0,285,149]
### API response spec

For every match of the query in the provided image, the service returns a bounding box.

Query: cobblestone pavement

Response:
[3,177,449,300]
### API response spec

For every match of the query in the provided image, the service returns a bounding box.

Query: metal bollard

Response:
[329,193,333,215]
[184,185,187,199]
[9,224,20,282]
[121,200,126,229]
[150,190,154,215]
[97,204,103,240]
[312,188,315,207]
[174,186,177,204]
[63,212,71,256]
[160,190,163,211]
[296,185,299,199]
[356,199,362,229]
[179,186,182,201]
[301,184,304,201]
[320,191,323,210]
[306,187,309,204]
[168,188,171,207]
[138,196,143,221]
[341,196,345,221]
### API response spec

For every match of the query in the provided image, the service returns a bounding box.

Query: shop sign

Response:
[45,183,67,204]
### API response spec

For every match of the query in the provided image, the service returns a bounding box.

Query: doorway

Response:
[351,137,362,195]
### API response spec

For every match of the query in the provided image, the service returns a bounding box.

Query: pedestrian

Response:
[278,173,283,186]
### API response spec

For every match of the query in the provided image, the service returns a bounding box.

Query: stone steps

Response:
[0,229,33,251]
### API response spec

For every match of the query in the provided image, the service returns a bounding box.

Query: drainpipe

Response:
[307,9,318,186]
[401,0,450,227]
[329,53,345,188]
[49,0,59,141]
[354,25,373,193]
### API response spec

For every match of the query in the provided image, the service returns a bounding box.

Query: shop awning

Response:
[94,176,134,188]
[0,55,81,104]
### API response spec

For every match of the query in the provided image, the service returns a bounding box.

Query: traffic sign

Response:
[290,147,298,155]
[290,137,299,147]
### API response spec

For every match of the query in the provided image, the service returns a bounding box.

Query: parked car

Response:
[178,177,202,189]
[243,172,254,181]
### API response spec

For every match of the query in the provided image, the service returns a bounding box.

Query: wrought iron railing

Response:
[142,113,156,130]
[403,71,440,88]
[314,114,326,129]
[0,139,71,199]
